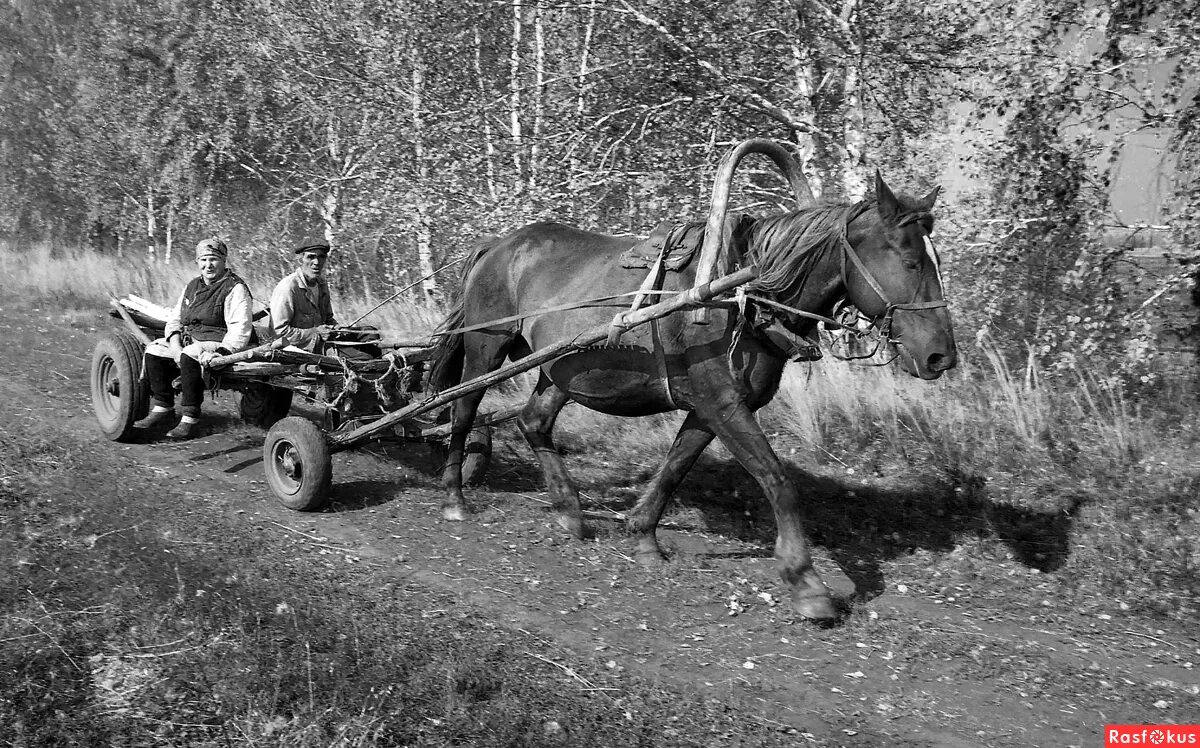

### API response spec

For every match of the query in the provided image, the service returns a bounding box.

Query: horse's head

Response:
[843,172,957,380]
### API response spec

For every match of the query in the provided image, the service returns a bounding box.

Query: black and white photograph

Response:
[1,0,1197,745]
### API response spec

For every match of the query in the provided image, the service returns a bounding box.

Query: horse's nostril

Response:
[927,353,946,371]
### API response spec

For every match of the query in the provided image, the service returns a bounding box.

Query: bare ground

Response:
[4,300,1199,747]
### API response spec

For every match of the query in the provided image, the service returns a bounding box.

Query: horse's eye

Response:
[903,259,920,271]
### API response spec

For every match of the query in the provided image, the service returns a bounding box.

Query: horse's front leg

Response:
[625,411,714,564]
[696,398,838,621]
[517,372,582,538]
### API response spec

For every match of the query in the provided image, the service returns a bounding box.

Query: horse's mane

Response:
[741,200,875,298]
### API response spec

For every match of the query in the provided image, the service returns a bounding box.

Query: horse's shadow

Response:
[579,454,1083,600]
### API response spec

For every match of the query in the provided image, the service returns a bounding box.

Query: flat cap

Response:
[295,243,331,255]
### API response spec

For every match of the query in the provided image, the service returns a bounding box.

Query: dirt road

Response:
[5,301,1199,747]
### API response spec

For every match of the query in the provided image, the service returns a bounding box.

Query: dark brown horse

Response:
[429,172,955,620]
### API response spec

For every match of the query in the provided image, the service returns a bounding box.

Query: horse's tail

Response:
[428,301,465,392]
[427,235,498,392]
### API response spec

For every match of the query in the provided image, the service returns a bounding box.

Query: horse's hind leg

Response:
[441,334,511,521]
[625,411,714,564]
[517,372,583,538]
[696,400,837,621]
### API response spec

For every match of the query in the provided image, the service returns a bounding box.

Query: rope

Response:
[328,350,416,413]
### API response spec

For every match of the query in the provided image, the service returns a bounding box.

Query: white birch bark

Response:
[321,119,342,246]
[577,0,597,116]
[411,48,437,297]
[841,64,867,199]
[790,43,823,199]
[164,203,174,263]
[474,27,499,200]
[145,188,157,261]
[530,0,545,192]
[509,0,524,189]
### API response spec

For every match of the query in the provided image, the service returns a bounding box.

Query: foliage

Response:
[0,0,1198,380]
[945,0,1200,380]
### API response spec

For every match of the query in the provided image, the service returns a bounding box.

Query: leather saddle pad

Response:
[618,214,754,272]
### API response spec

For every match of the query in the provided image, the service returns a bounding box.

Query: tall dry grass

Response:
[0,240,446,340]
[768,336,1152,483]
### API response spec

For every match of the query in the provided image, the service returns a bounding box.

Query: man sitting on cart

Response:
[269,241,338,350]
[136,237,255,439]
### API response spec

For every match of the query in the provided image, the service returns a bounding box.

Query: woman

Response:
[136,237,253,439]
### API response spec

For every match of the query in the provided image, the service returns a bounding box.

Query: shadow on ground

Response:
[566,453,1084,601]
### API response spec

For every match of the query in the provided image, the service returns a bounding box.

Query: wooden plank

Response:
[109,297,154,346]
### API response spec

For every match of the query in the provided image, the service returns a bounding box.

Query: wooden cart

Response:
[91,295,509,510]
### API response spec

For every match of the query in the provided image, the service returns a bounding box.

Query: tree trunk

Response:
[164,204,174,263]
[841,65,867,199]
[791,43,823,198]
[509,0,524,190]
[145,188,157,262]
[321,120,343,248]
[577,0,597,116]
[411,47,437,297]
[529,0,545,193]
[473,27,499,201]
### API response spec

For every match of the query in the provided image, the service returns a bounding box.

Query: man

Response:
[269,242,337,349]
[136,237,254,439]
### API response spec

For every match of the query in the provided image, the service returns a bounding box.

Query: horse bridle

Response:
[734,210,949,363]
[837,211,949,338]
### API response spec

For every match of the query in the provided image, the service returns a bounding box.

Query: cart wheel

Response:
[263,416,332,511]
[91,329,150,442]
[430,424,492,485]
[239,383,293,429]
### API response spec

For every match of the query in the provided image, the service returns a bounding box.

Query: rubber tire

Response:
[429,423,493,486]
[91,329,150,442]
[263,416,332,511]
[239,383,293,429]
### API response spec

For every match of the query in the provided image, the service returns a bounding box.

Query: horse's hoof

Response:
[634,550,665,568]
[442,505,468,522]
[634,543,666,567]
[555,514,586,540]
[793,593,839,621]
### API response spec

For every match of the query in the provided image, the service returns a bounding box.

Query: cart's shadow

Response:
[325,480,409,511]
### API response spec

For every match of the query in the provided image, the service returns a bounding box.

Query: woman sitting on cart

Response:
[136,237,254,440]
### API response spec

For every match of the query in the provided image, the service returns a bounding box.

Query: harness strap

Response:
[839,236,949,314]
[437,289,680,338]
[607,242,670,346]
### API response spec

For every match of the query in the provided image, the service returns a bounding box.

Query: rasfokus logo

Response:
[1106,725,1200,746]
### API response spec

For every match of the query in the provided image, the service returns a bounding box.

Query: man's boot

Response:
[166,419,200,440]
[136,408,177,431]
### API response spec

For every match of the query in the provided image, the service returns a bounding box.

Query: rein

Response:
[838,234,948,319]
[432,289,680,338]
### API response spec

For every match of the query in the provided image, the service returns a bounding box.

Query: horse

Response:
[428,172,956,620]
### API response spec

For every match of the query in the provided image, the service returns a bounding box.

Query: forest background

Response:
[2,0,1199,387]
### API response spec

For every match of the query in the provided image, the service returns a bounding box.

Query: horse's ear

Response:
[875,170,900,222]
[918,185,941,211]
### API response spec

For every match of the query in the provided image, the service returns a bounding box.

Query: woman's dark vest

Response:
[180,271,247,343]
